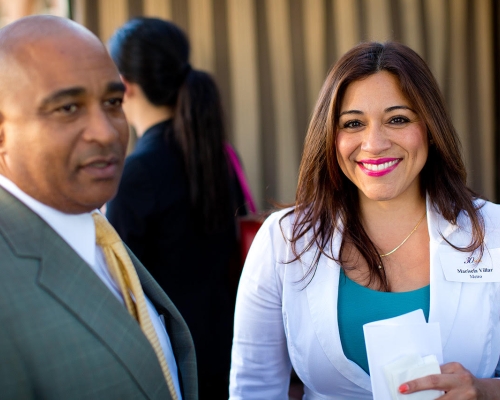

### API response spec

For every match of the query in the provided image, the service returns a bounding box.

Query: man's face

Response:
[0,36,129,213]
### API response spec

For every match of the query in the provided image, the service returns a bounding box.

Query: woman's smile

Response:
[357,158,401,176]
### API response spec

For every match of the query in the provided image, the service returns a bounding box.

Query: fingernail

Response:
[398,384,409,393]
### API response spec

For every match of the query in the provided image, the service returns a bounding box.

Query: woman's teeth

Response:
[362,160,398,171]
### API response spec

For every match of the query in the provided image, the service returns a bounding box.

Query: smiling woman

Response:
[229,42,500,399]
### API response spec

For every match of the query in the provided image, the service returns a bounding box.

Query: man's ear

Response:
[0,113,6,154]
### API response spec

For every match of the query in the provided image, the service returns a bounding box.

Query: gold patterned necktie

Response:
[92,212,179,400]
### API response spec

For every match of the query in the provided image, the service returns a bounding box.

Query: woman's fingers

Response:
[399,362,480,399]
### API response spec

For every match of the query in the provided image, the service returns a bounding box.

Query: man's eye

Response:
[56,104,78,114]
[104,98,123,107]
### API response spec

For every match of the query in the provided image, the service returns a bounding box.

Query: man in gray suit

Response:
[0,15,197,400]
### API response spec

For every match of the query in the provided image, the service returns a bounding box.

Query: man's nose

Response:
[84,106,121,145]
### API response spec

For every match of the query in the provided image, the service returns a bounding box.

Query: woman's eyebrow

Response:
[339,109,363,117]
[339,105,416,117]
[385,105,416,113]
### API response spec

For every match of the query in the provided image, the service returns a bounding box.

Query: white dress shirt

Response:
[0,175,182,399]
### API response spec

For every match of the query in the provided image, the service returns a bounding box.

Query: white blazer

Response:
[229,199,500,399]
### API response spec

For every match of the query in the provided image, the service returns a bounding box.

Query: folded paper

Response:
[363,310,443,400]
[383,354,444,399]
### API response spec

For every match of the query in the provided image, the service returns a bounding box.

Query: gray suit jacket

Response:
[0,188,197,399]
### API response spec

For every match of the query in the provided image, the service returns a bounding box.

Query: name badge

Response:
[439,248,500,282]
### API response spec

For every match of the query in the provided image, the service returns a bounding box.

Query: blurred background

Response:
[2,0,499,210]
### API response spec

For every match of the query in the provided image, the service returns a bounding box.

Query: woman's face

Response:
[336,71,428,203]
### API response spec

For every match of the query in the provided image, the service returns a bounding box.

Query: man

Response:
[0,15,197,400]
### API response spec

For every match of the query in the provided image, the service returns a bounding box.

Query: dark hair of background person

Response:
[283,41,485,291]
[108,17,233,234]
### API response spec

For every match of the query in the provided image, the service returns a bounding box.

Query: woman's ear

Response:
[120,75,134,97]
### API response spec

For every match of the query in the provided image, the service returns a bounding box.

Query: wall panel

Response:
[265,0,299,203]
[364,0,392,42]
[61,0,498,205]
[143,0,172,19]
[333,0,360,58]
[304,0,326,114]
[227,0,262,206]
[448,0,469,168]
[188,0,215,72]
[473,0,494,198]
[98,0,127,42]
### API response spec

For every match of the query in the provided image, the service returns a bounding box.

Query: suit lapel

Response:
[0,188,170,400]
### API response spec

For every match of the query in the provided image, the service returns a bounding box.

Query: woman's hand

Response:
[398,362,500,399]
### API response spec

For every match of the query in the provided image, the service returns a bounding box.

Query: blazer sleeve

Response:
[229,213,292,399]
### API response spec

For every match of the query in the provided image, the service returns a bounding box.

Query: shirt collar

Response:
[0,174,96,266]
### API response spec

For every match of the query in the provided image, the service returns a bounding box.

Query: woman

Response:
[107,17,248,399]
[230,42,500,399]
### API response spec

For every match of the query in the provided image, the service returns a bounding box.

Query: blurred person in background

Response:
[107,17,249,399]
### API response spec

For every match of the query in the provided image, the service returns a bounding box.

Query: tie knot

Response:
[92,212,121,247]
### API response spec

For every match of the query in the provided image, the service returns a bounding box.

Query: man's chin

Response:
[54,191,118,215]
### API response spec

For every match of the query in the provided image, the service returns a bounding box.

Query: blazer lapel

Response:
[0,188,170,400]
[427,199,462,349]
[304,225,373,392]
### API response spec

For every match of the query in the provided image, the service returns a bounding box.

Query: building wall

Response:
[52,1,499,207]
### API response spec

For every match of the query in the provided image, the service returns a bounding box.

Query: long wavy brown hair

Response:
[282,41,484,291]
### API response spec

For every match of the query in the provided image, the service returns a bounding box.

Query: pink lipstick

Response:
[357,157,401,177]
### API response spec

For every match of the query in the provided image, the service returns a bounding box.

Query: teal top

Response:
[337,268,430,375]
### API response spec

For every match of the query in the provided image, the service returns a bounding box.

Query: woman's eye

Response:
[389,116,410,124]
[343,120,363,129]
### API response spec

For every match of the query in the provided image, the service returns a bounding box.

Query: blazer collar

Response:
[426,193,459,245]
[0,188,173,399]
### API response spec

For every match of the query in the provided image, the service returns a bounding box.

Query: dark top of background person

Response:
[108,17,238,234]
[106,17,246,398]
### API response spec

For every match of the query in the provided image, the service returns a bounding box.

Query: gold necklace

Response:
[378,212,426,269]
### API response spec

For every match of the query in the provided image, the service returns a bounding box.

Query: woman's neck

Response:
[131,105,174,137]
[358,187,427,239]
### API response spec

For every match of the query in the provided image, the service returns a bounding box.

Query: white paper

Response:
[391,354,443,400]
[383,354,421,400]
[363,310,443,400]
